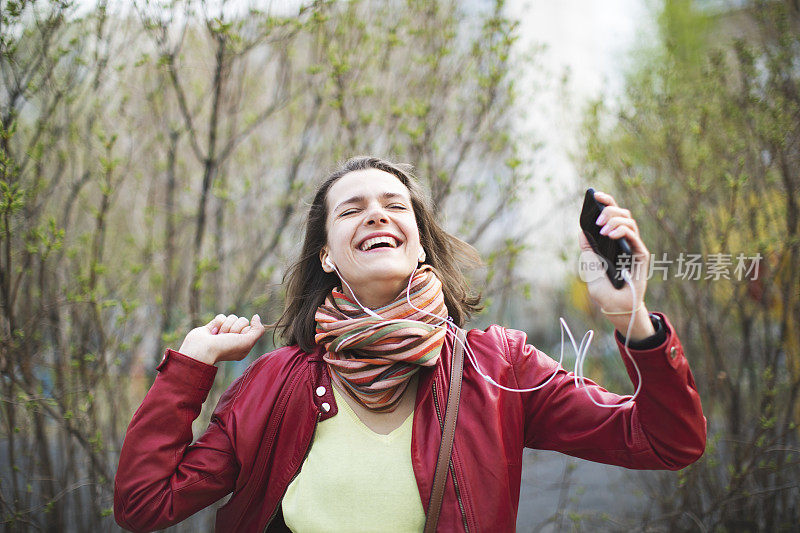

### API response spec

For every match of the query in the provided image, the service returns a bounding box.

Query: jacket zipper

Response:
[431,381,470,532]
[263,411,321,532]
[231,369,304,532]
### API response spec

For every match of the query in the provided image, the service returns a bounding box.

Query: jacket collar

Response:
[307,344,327,362]
[416,327,453,405]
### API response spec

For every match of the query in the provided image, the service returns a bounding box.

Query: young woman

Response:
[114,157,706,532]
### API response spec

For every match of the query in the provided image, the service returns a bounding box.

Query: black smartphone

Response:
[579,188,632,290]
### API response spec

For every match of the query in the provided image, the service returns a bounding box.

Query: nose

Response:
[364,203,389,226]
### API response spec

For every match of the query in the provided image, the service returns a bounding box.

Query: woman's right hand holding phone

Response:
[178,314,265,366]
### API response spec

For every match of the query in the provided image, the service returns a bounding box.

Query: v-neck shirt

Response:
[281,385,425,532]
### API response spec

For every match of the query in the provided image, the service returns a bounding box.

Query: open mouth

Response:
[359,235,401,251]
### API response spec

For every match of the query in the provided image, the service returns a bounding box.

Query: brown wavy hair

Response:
[275,156,483,352]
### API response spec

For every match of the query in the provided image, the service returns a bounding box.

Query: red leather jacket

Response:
[114,313,705,532]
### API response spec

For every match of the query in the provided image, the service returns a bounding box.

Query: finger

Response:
[220,316,265,361]
[596,205,631,224]
[206,313,227,335]
[246,314,266,339]
[593,191,618,207]
[604,225,649,259]
[220,314,239,334]
[230,316,250,334]
[240,314,259,335]
[600,216,638,237]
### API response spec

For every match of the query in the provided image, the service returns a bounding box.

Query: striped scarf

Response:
[315,266,448,412]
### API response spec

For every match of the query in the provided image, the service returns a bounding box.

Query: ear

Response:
[320,248,334,273]
[418,248,426,263]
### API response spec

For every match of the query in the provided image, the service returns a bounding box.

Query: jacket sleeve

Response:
[511,313,706,470]
[114,349,240,532]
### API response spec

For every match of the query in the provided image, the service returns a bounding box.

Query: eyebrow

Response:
[333,192,408,213]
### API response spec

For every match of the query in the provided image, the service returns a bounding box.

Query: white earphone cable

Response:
[328,260,642,405]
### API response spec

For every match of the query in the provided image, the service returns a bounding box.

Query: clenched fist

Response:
[178,314,265,366]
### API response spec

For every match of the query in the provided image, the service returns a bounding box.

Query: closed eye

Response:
[339,208,359,217]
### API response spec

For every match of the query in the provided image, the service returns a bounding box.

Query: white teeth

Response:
[360,236,399,251]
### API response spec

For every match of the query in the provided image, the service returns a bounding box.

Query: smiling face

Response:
[321,169,422,308]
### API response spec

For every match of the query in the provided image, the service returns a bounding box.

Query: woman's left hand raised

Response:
[578,191,656,341]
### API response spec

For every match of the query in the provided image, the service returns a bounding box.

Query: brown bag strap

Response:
[424,327,466,533]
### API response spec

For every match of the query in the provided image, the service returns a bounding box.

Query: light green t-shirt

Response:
[282,386,425,532]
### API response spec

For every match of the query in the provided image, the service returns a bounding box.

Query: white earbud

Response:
[320,241,641,407]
